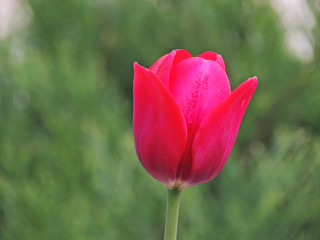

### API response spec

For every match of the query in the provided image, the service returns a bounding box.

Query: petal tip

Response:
[249,76,258,89]
[133,61,140,70]
[134,62,148,73]
[251,76,258,82]
[172,49,191,55]
[243,76,258,92]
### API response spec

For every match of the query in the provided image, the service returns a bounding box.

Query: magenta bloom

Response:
[133,49,257,190]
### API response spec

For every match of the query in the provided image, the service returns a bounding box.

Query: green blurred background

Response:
[0,0,319,239]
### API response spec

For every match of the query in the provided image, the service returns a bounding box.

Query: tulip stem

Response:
[164,188,182,240]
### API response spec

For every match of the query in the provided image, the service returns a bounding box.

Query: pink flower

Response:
[133,49,257,190]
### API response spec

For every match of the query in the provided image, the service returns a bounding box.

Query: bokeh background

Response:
[0,0,320,239]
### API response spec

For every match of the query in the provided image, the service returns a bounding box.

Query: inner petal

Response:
[169,57,231,180]
[170,57,231,130]
[198,51,226,71]
[149,50,192,88]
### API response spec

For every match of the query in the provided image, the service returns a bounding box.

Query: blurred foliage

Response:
[0,0,319,239]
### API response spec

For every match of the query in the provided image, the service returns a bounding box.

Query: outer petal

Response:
[184,77,258,187]
[198,51,226,71]
[149,49,192,88]
[170,57,231,129]
[133,62,188,186]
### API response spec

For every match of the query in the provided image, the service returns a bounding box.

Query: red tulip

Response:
[133,49,257,190]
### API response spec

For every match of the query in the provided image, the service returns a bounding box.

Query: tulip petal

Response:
[198,51,226,71]
[170,57,231,130]
[185,77,258,187]
[149,49,192,88]
[133,62,188,186]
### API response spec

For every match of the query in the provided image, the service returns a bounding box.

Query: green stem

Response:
[164,189,182,240]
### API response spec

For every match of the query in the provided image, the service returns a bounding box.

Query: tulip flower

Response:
[133,49,257,240]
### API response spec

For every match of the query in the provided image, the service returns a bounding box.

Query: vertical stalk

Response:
[164,189,182,240]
